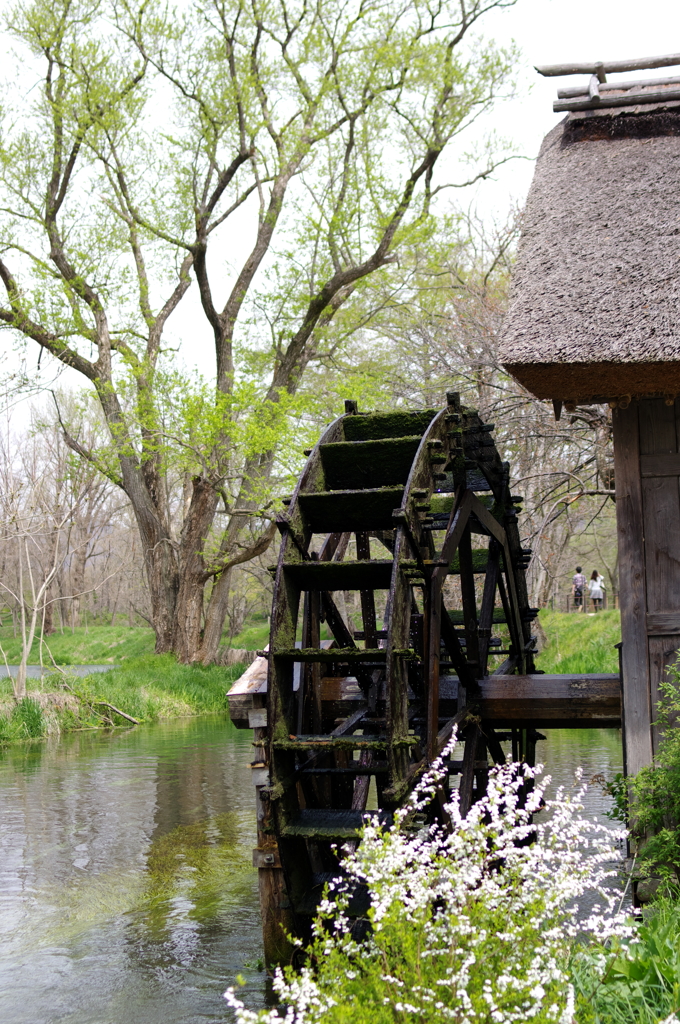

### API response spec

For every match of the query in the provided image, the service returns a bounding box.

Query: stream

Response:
[0,715,624,1024]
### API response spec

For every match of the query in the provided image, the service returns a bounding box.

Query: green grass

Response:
[0,655,248,741]
[0,696,47,742]
[0,609,623,745]
[228,620,271,651]
[572,896,680,1023]
[537,609,621,674]
[0,615,275,665]
[0,624,155,664]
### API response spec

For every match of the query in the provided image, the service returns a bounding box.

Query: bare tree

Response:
[0,401,132,692]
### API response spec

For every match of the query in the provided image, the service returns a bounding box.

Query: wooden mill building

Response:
[499,53,680,776]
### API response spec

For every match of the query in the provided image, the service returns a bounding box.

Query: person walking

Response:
[572,566,586,611]
[588,570,605,612]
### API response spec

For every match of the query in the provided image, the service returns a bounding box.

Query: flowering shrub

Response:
[227,740,631,1023]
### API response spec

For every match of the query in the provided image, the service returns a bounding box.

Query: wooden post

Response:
[613,399,680,776]
[250,706,295,967]
[613,403,652,776]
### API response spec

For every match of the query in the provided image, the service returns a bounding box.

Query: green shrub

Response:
[604,666,680,885]
[227,752,630,1024]
[572,897,680,1023]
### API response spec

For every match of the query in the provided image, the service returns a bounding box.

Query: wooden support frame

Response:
[613,399,680,776]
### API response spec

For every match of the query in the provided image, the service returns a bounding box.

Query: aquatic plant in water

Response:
[226,735,631,1023]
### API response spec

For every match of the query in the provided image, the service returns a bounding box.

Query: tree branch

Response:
[0,258,97,379]
[203,520,277,580]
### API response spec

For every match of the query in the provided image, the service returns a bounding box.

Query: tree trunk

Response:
[41,530,59,636]
[70,542,86,629]
[143,535,179,653]
[15,659,27,700]
[199,566,233,664]
[42,590,55,636]
[198,456,276,664]
[170,475,219,662]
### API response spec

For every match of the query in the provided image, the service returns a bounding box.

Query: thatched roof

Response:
[499,109,680,401]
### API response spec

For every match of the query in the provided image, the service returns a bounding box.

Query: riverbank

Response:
[0,618,271,666]
[0,624,156,664]
[0,610,623,743]
[0,656,247,742]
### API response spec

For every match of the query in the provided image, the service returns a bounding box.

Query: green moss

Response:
[320,436,422,488]
[299,486,403,531]
[343,410,437,441]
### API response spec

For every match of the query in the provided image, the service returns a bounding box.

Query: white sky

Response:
[461,0,680,217]
[6,0,680,415]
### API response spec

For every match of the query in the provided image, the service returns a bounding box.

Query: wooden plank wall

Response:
[613,399,680,774]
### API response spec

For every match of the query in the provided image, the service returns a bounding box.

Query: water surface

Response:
[0,716,264,1024]
[0,720,625,1023]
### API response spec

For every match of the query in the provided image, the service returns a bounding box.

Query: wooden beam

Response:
[613,404,653,775]
[232,668,621,730]
[555,86,680,112]
[647,612,680,634]
[640,452,680,477]
[536,53,680,77]
[558,74,680,97]
[588,74,601,102]
[473,674,621,726]
[458,724,481,817]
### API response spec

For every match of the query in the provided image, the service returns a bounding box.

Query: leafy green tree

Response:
[0,0,519,661]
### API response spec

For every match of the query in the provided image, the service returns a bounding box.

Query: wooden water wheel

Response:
[229,392,621,961]
[251,391,543,961]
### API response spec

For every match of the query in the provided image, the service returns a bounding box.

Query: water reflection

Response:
[0,722,626,1024]
[0,717,264,1024]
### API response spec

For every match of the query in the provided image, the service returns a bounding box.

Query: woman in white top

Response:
[588,570,604,612]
